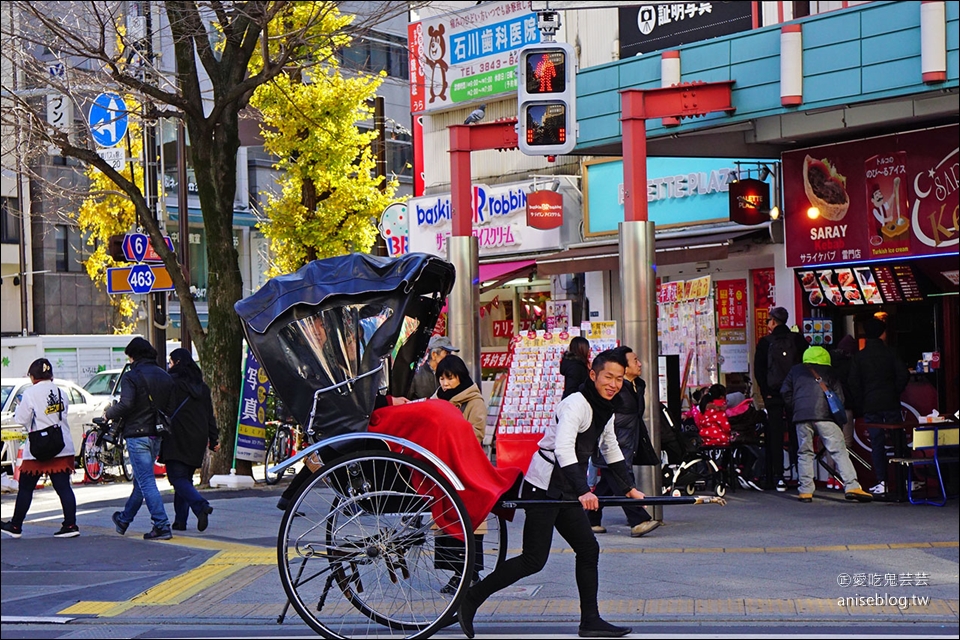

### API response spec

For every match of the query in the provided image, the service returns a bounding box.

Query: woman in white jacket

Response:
[0,358,79,539]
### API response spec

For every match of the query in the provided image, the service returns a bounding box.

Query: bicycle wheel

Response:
[264,428,290,485]
[278,450,474,640]
[82,429,104,482]
[120,440,135,481]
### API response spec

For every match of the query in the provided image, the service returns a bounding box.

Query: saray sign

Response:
[783,125,958,267]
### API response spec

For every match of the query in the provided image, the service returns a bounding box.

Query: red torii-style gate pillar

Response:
[619,81,735,518]
[448,119,519,385]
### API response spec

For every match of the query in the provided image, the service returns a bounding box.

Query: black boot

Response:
[457,587,480,639]
[578,615,632,638]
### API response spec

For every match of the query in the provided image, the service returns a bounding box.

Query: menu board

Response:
[892,265,923,302]
[796,264,925,307]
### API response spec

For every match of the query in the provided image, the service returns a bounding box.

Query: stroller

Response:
[661,402,729,498]
[726,395,767,491]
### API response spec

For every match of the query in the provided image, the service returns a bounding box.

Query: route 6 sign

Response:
[127,264,155,294]
[123,233,148,262]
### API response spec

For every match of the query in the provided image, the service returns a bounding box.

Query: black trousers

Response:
[12,470,76,528]
[764,396,798,483]
[468,481,600,620]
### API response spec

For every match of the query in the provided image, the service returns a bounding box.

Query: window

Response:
[386,140,413,180]
[1,197,20,244]
[338,31,409,79]
[55,224,88,273]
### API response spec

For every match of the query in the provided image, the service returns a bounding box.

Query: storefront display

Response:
[657,276,717,389]
[715,279,748,373]
[493,325,618,469]
[796,264,927,307]
[800,318,834,346]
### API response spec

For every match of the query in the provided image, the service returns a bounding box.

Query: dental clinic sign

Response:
[408,181,562,257]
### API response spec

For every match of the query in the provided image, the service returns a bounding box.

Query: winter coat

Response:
[832,349,854,404]
[692,401,731,446]
[14,379,75,461]
[433,383,486,444]
[753,324,809,398]
[560,355,590,399]
[159,371,219,468]
[781,362,844,424]
[409,364,439,400]
[593,376,657,467]
[105,359,176,438]
[848,338,909,416]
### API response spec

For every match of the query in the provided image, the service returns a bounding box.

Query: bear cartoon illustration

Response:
[425,25,449,103]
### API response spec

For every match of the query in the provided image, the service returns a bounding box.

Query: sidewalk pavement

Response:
[1,467,958,631]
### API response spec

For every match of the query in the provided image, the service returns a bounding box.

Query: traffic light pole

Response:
[619,82,735,521]
[448,120,519,386]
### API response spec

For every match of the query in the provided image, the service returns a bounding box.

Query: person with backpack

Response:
[106,337,176,540]
[161,348,220,532]
[780,346,873,503]
[753,307,808,491]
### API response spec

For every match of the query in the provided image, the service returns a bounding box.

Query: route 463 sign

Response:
[106,264,174,295]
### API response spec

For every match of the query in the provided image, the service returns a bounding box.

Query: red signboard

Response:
[715,279,747,330]
[526,190,563,230]
[492,320,514,337]
[783,125,959,268]
[752,268,775,340]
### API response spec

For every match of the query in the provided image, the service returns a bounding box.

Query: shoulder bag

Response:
[28,389,66,461]
[805,365,846,426]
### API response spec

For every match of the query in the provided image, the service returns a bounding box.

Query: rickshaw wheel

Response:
[278,450,475,640]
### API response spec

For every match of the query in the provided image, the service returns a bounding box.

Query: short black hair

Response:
[590,348,627,373]
[27,358,54,381]
[435,354,473,386]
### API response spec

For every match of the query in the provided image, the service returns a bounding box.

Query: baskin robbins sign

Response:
[407,181,562,257]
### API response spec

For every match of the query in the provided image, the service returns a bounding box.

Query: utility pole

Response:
[131,0,166,365]
[177,120,191,355]
[371,95,388,257]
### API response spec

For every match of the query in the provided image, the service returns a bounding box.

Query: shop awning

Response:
[478,259,537,292]
[536,227,761,276]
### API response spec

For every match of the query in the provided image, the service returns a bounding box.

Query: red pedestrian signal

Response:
[518,43,576,156]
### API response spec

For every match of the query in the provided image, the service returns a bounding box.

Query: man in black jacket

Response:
[849,318,909,494]
[106,337,176,540]
[588,346,659,537]
[753,307,809,491]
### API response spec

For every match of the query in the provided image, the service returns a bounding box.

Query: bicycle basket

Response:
[235,253,456,441]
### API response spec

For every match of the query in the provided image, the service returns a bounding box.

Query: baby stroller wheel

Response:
[685,484,696,496]
[715,483,727,498]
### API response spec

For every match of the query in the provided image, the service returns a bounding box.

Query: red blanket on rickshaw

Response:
[369,399,523,540]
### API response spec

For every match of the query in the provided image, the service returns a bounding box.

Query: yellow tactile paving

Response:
[644,598,695,615]
[743,598,797,615]
[696,598,745,615]
[796,598,848,615]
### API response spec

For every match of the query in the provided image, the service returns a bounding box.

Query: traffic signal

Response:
[518,42,577,156]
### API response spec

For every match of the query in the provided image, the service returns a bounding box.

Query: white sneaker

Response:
[909,481,925,492]
[869,481,886,494]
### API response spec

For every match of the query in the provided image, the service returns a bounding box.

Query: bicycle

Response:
[263,420,302,485]
[82,417,133,482]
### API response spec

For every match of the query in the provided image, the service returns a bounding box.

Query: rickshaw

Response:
[236,253,723,640]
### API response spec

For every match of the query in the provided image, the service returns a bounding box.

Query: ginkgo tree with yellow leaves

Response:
[250,12,399,275]
[252,69,399,276]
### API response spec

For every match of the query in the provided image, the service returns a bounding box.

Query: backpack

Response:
[766,332,798,392]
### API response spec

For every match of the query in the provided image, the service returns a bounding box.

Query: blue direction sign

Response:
[127,264,156,294]
[124,233,148,262]
[88,93,128,148]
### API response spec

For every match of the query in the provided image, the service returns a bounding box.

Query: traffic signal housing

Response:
[518,42,577,157]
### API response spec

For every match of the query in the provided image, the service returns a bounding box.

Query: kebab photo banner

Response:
[782,125,958,268]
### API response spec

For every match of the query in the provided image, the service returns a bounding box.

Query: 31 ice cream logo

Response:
[912,146,959,248]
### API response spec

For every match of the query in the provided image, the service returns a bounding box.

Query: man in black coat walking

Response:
[106,337,176,540]
[849,318,909,494]
[753,307,809,491]
[588,346,659,537]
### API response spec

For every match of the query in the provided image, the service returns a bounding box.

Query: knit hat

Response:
[802,346,831,366]
[769,307,789,324]
[125,336,157,360]
[864,317,886,340]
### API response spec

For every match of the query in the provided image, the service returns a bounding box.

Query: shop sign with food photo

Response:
[783,125,958,268]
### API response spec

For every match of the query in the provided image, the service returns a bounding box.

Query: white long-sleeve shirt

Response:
[524,392,624,492]
[14,380,74,460]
